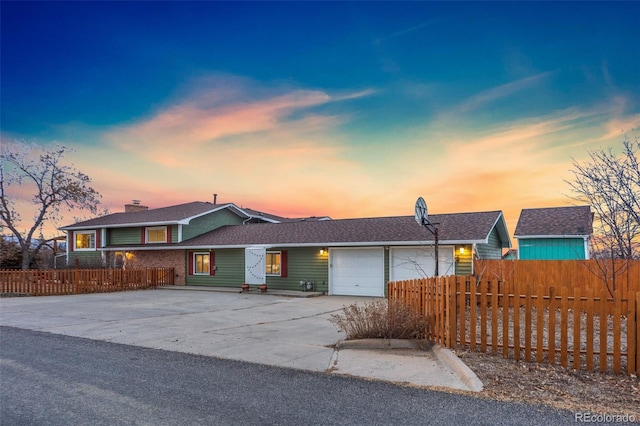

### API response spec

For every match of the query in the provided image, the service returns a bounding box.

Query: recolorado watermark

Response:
[575,412,637,423]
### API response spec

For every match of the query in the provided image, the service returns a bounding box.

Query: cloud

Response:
[450,72,556,115]
[101,76,375,169]
[13,73,636,240]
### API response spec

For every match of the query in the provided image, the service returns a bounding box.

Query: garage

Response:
[329,247,384,296]
[390,246,455,281]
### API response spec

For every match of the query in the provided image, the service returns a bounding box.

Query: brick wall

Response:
[126,250,186,285]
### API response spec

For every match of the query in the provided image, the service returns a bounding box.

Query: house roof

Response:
[60,202,301,230]
[514,205,593,238]
[173,210,510,249]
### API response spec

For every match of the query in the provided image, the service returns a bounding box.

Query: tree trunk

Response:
[21,250,31,270]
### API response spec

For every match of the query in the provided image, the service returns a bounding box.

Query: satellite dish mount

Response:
[415,197,440,277]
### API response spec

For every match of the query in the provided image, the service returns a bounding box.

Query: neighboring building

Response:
[60,200,511,297]
[514,206,593,260]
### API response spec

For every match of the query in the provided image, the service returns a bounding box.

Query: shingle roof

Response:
[514,206,593,237]
[177,211,508,248]
[60,202,232,229]
[61,201,330,230]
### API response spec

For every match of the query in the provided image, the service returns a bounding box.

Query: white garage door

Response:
[330,248,384,297]
[390,246,455,281]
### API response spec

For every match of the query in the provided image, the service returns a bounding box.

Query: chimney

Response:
[125,200,149,212]
[213,193,218,205]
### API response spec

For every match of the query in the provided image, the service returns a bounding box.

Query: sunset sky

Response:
[1,1,639,239]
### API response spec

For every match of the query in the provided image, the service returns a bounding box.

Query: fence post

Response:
[633,292,640,375]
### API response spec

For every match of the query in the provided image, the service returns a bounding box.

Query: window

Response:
[194,253,210,275]
[146,226,167,243]
[266,251,281,276]
[75,231,96,250]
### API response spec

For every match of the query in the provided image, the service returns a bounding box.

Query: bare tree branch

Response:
[567,136,640,261]
[0,141,102,269]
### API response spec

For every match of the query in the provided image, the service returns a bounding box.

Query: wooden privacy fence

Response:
[475,259,640,296]
[0,268,175,296]
[388,276,640,376]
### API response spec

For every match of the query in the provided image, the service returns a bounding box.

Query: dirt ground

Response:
[452,349,640,418]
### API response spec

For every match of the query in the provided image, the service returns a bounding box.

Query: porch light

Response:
[320,248,327,256]
[459,247,465,254]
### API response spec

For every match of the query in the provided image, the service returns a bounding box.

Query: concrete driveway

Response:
[0,287,478,391]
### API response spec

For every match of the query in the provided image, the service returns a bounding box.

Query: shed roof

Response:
[514,205,593,238]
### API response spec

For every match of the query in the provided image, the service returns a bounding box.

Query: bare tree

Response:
[568,136,640,260]
[0,141,102,269]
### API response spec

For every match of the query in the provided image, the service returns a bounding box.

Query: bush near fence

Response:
[0,268,175,296]
[388,276,640,376]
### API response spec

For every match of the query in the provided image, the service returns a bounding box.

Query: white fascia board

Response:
[100,239,485,252]
[175,239,484,250]
[62,221,179,231]
[489,211,512,248]
[180,203,248,224]
[515,234,590,239]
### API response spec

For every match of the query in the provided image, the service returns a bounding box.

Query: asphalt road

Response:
[1,327,574,425]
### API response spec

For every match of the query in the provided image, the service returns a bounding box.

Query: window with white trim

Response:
[266,251,281,276]
[75,231,96,250]
[146,226,167,243]
[194,253,210,275]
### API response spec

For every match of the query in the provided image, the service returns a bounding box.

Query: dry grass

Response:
[329,300,429,340]
[454,349,640,417]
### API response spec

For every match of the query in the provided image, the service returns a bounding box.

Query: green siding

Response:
[182,210,244,240]
[186,249,245,286]
[185,247,330,292]
[266,247,329,292]
[108,225,178,244]
[518,238,586,260]
[476,228,504,259]
[67,251,104,268]
[454,244,473,275]
[109,227,143,245]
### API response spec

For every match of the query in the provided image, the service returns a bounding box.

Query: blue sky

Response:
[1,1,639,236]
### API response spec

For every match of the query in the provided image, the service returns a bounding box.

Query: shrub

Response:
[329,299,429,340]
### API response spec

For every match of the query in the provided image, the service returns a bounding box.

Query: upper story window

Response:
[75,231,96,250]
[146,226,167,243]
[266,251,281,276]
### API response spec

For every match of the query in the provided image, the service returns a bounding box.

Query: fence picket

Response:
[560,286,569,368]
[536,284,544,363]
[548,286,556,366]
[599,289,608,373]
[502,283,509,358]
[525,284,532,363]
[586,288,594,371]
[573,287,582,370]
[470,277,477,350]
[614,290,622,374]
[480,280,488,352]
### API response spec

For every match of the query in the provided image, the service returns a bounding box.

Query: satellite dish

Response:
[415,197,428,225]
